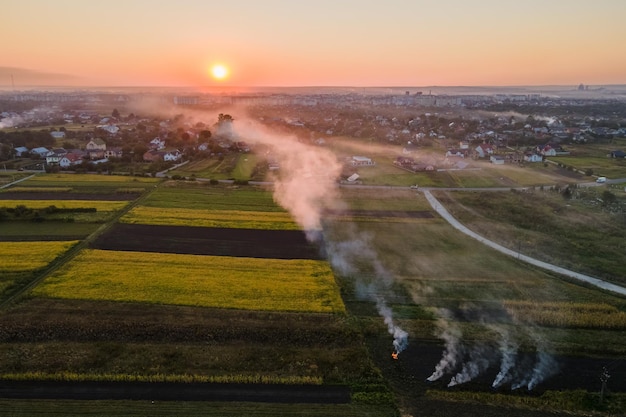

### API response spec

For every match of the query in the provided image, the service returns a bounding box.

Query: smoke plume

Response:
[427,309,463,382]
[231,118,409,353]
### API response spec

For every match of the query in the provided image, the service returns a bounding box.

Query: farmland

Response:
[33,249,344,313]
[1,173,626,416]
[121,206,299,229]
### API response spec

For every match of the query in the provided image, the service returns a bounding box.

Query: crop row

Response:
[0,371,322,385]
[33,249,345,313]
[24,174,159,184]
[0,200,128,212]
[120,206,299,229]
[504,300,626,329]
[0,241,79,272]
[2,187,72,193]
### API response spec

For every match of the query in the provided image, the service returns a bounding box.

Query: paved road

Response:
[422,190,626,297]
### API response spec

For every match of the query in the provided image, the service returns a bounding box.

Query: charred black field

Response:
[91,223,324,259]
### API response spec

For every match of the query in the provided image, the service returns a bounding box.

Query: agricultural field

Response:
[33,249,344,313]
[167,154,251,180]
[432,188,626,285]
[13,173,159,194]
[2,175,626,415]
[138,181,284,211]
[0,241,78,298]
[322,187,626,415]
[92,224,322,259]
[121,206,299,229]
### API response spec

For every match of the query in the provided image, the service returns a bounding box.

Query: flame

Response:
[391,352,399,360]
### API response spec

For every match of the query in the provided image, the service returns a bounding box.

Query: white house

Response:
[524,153,543,163]
[50,131,66,139]
[150,137,166,150]
[98,124,120,135]
[350,156,375,166]
[163,149,182,162]
[86,138,107,151]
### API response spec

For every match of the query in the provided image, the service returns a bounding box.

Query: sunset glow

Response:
[210,64,229,81]
[2,0,626,88]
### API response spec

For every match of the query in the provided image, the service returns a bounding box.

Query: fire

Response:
[391,352,399,360]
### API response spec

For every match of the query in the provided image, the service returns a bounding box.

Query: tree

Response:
[112,108,120,119]
[199,130,212,140]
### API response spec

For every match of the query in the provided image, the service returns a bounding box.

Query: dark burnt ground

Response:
[0,298,356,346]
[0,299,355,404]
[0,381,350,403]
[377,341,626,395]
[91,223,324,260]
[0,192,140,201]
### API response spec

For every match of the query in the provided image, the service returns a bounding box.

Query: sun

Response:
[210,64,229,80]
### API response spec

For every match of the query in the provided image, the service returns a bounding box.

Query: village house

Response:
[14,146,29,157]
[104,147,123,159]
[142,148,182,162]
[30,147,50,158]
[349,156,375,166]
[149,137,166,150]
[474,143,494,158]
[59,153,84,168]
[524,153,543,163]
[45,149,67,165]
[445,149,466,158]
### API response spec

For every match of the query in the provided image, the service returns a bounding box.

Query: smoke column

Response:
[427,309,463,382]
[447,344,492,387]
[377,297,409,353]
[232,118,408,353]
[233,118,341,240]
[491,326,519,388]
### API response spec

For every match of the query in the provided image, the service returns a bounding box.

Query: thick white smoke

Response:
[233,118,341,238]
[448,345,492,387]
[231,118,409,354]
[490,325,519,389]
[427,309,463,382]
[377,297,409,354]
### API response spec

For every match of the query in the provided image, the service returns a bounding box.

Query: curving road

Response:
[422,189,626,297]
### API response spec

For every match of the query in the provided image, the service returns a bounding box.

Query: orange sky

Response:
[2,0,626,87]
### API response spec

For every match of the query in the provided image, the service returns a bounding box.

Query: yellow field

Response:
[504,300,626,329]
[34,249,345,313]
[121,206,300,229]
[3,187,72,192]
[0,241,79,272]
[0,200,127,211]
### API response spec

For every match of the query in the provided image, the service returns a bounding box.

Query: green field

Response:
[433,188,626,285]
[33,249,345,313]
[139,181,284,211]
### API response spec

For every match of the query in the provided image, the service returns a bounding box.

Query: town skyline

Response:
[3,0,626,88]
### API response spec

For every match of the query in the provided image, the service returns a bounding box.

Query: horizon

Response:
[3,1,626,89]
